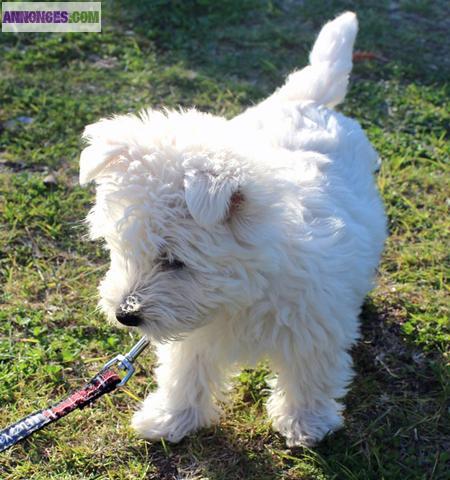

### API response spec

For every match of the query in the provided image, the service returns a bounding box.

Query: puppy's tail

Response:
[277,12,358,108]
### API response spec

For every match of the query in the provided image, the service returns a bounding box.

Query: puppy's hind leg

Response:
[132,328,225,443]
[267,331,354,447]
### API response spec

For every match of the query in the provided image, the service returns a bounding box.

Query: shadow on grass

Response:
[145,428,285,480]
[109,0,449,92]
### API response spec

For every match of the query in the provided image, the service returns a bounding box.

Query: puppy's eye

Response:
[159,254,185,271]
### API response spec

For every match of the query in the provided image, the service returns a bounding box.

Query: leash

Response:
[0,335,150,453]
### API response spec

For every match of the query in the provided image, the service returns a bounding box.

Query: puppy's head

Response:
[80,109,277,341]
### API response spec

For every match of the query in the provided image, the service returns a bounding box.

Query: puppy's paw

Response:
[268,400,344,447]
[132,394,220,443]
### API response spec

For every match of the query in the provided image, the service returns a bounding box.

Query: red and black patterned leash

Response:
[0,336,149,453]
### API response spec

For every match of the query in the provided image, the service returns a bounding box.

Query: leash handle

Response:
[0,336,149,453]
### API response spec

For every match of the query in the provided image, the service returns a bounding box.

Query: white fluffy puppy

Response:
[79,12,386,447]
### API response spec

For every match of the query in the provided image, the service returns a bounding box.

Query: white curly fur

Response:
[79,12,386,447]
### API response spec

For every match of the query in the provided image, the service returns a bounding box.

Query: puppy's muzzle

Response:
[117,295,142,327]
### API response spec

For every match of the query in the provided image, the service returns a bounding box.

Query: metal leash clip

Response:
[101,336,150,387]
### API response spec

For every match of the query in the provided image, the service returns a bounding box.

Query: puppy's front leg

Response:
[267,340,352,447]
[132,333,223,443]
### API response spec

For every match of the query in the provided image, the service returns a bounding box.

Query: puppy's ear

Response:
[184,170,243,227]
[79,144,126,185]
[79,118,129,185]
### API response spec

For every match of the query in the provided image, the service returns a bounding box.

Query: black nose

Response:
[115,311,142,327]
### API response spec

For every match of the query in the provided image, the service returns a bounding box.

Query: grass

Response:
[0,0,448,478]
